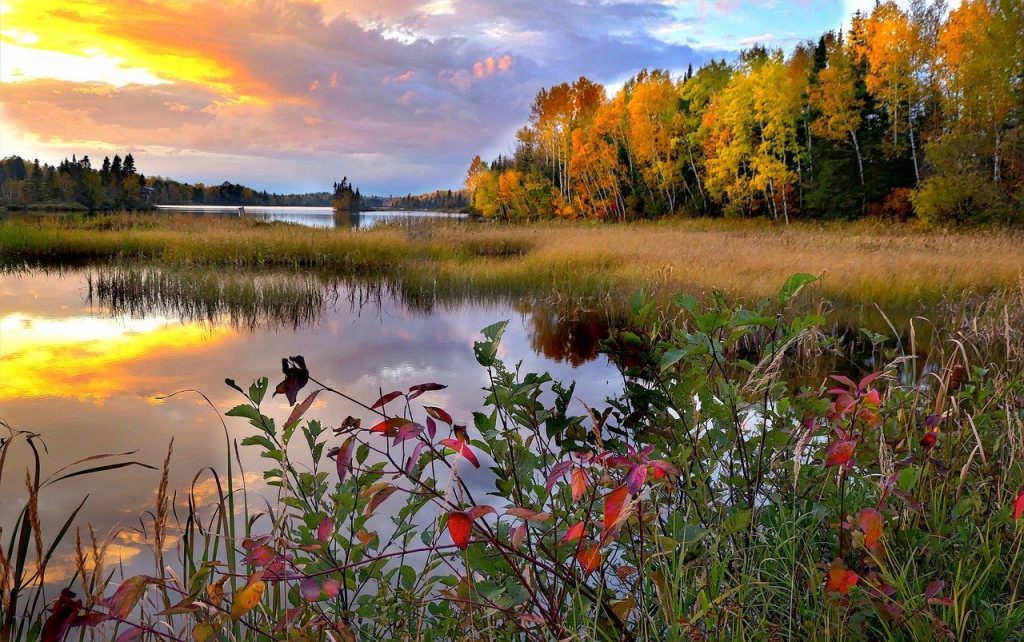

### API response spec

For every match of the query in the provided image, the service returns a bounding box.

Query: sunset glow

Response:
[0,313,233,402]
[0,0,883,193]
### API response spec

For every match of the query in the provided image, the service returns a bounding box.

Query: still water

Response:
[0,267,617,583]
[153,206,466,229]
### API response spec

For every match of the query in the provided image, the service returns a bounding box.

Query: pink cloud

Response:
[396,90,415,105]
[329,72,339,88]
[309,79,320,91]
[470,54,512,81]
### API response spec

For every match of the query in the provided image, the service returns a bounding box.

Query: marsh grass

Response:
[3,213,1023,307]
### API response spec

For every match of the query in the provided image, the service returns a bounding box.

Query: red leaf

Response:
[105,576,155,619]
[625,464,648,494]
[371,390,403,409]
[545,461,572,492]
[447,511,472,549]
[317,517,334,542]
[370,417,413,437]
[825,439,856,467]
[856,508,883,548]
[576,544,602,575]
[245,545,276,567]
[825,559,858,595]
[42,589,83,642]
[830,374,857,389]
[570,467,588,502]
[393,422,423,445]
[299,577,321,601]
[603,485,630,532]
[439,438,480,468]
[924,579,945,601]
[426,416,437,439]
[405,441,426,475]
[424,406,453,425]
[649,460,678,479]
[285,389,321,430]
[334,436,355,483]
[859,371,882,391]
[274,356,309,406]
[408,383,447,399]
[323,579,340,598]
[561,522,585,543]
[1013,489,1024,521]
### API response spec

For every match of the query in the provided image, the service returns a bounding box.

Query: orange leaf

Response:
[365,486,398,516]
[370,417,413,437]
[230,574,265,620]
[825,439,856,467]
[467,505,496,520]
[505,507,550,522]
[447,511,472,550]
[603,485,630,532]
[825,559,858,595]
[355,529,376,546]
[571,467,588,502]
[561,522,585,543]
[576,544,602,575]
[511,524,527,550]
[856,508,883,548]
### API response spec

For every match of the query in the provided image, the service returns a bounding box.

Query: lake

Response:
[0,266,618,584]
[153,206,467,229]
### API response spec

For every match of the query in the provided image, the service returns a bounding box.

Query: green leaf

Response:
[673,293,699,316]
[776,273,817,305]
[474,321,508,367]
[249,377,269,405]
[241,435,275,451]
[719,508,752,538]
[226,404,262,423]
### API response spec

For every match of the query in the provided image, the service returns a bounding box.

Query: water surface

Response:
[153,205,466,229]
[0,267,617,583]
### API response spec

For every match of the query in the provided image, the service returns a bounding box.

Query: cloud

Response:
[0,0,725,193]
[740,33,774,46]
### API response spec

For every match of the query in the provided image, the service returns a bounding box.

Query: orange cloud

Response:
[0,0,307,105]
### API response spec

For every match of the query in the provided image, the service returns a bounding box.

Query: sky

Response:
[1,0,877,195]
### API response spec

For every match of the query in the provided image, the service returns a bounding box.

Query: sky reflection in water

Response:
[0,268,620,583]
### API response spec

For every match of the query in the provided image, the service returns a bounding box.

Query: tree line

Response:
[466,0,1023,224]
[0,154,340,210]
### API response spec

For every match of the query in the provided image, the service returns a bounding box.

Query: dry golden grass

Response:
[2,213,1023,306]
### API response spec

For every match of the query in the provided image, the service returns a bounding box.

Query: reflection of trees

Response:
[518,302,611,367]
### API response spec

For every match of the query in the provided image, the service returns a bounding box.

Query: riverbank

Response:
[2,212,1023,306]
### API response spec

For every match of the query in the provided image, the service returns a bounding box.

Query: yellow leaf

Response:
[230,579,265,621]
[206,576,227,607]
[192,623,215,642]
